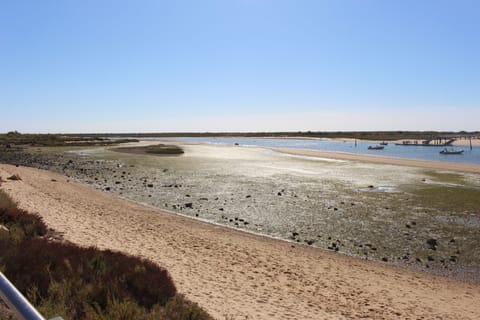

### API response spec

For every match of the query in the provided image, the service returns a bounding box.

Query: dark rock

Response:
[105,187,111,191]
[277,192,282,196]
[219,208,224,211]
[426,238,438,250]
[199,197,209,201]
[427,256,434,261]
[382,257,388,262]
[246,195,251,198]
[185,203,193,208]
[292,232,299,237]
[147,184,153,188]
[406,224,411,228]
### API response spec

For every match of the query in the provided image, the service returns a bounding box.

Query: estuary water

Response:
[158,137,480,165]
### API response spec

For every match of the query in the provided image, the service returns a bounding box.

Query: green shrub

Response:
[0,190,213,320]
[145,144,184,155]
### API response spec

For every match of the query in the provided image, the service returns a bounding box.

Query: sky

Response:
[1,0,479,133]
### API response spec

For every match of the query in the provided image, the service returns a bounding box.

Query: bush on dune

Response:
[0,190,212,320]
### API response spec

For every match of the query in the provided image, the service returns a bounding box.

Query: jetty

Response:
[395,134,478,147]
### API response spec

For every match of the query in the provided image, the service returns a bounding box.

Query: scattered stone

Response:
[277,192,282,196]
[246,195,251,198]
[147,184,153,188]
[0,224,9,236]
[199,197,208,201]
[7,174,21,181]
[105,187,111,191]
[382,257,388,262]
[185,203,193,209]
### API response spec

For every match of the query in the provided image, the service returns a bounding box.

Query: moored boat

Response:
[439,148,464,155]
[368,145,384,150]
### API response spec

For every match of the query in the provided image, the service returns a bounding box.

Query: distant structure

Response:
[396,133,479,147]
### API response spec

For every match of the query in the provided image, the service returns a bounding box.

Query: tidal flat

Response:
[3,142,480,282]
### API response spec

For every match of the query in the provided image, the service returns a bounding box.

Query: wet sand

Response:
[1,162,480,320]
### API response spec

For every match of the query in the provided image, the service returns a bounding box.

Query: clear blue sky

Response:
[1,0,479,133]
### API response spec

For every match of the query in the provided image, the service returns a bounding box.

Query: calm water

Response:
[159,137,480,165]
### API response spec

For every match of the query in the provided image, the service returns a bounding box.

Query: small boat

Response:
[368,145,384,150]
[439,148,464,155]
[380,141,388,146]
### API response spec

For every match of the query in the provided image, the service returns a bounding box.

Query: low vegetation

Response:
[145,144,184,155]
[0,190,212,320]
[112,144,184,156]
[83,130,480,141]
[0,131,137,148]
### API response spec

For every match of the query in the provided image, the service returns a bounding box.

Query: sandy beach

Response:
[1,161,480,320]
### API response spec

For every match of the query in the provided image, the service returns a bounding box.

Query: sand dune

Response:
[1,163,479,319]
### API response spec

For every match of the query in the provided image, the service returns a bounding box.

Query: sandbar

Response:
[272,148,480,174]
